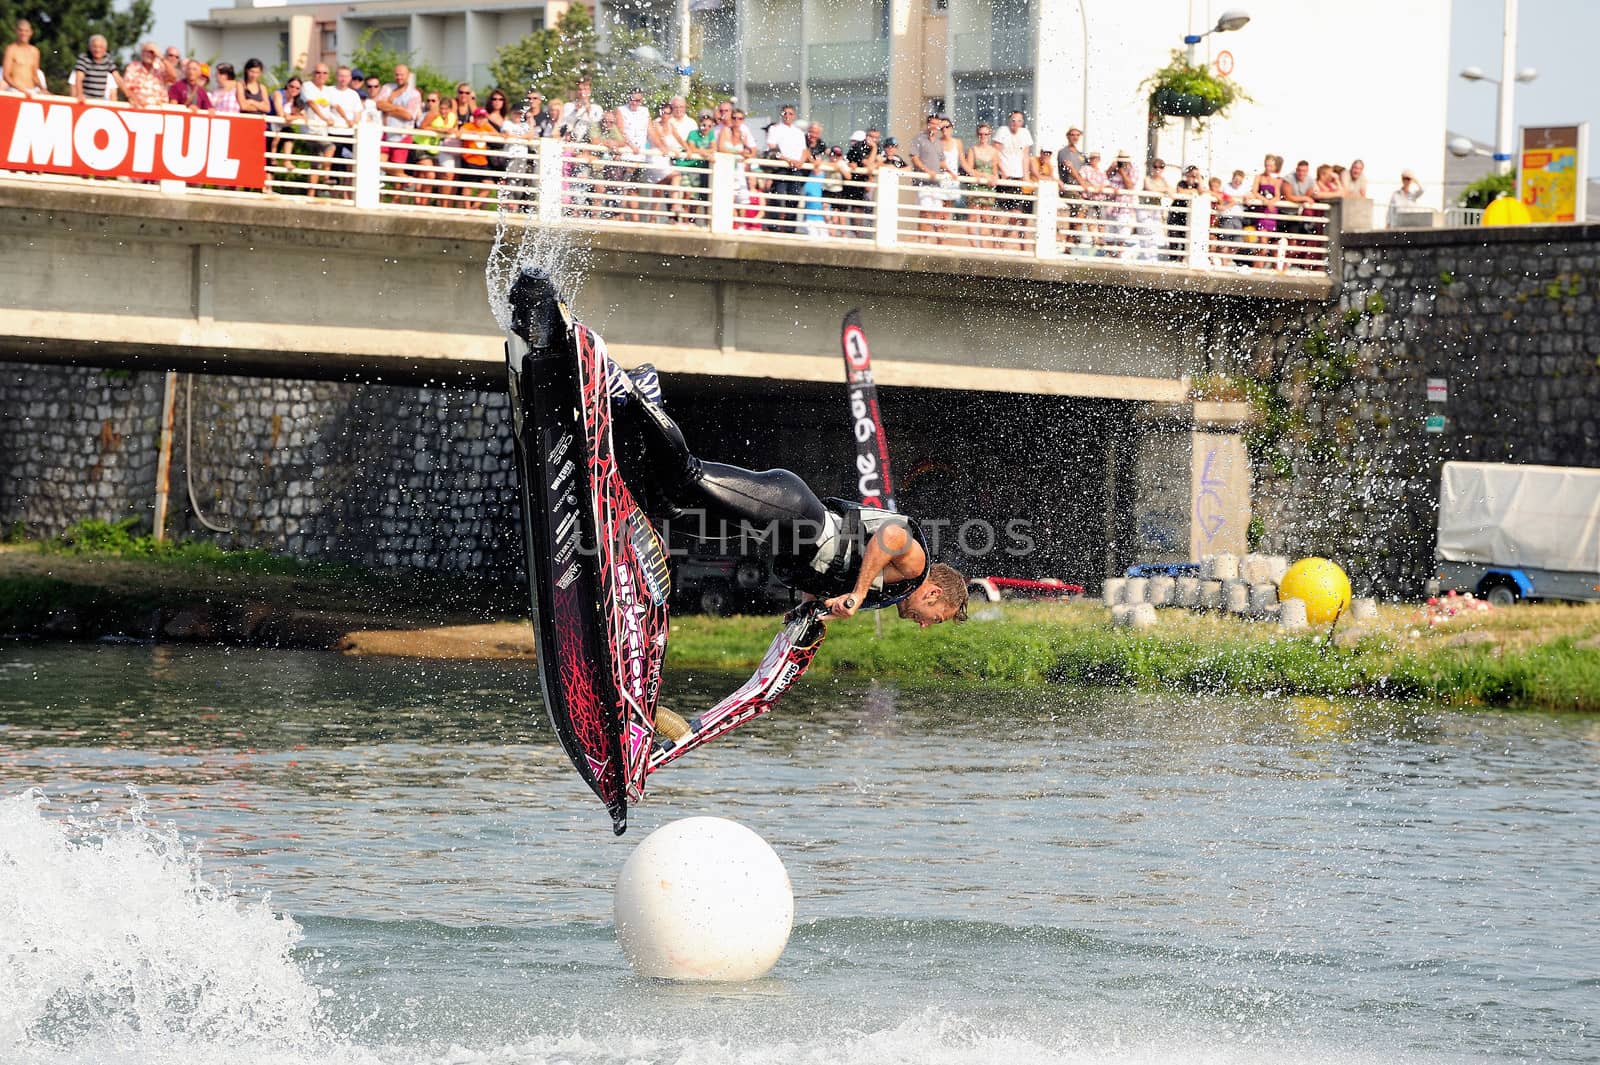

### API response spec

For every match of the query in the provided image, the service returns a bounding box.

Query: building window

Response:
[952,74,1031,133]
[366,24,409,56]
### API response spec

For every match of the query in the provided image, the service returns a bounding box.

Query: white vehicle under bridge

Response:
[1431,462,1600,606]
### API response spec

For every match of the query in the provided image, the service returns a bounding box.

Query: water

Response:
[1,642,1596,1064]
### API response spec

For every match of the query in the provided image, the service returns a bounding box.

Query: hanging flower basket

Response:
[1141,50,1250,130]
[1152,86,1222,118]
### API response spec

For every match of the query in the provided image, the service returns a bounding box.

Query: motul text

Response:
[0,96,266,188]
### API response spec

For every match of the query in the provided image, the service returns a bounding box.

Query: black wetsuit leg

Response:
[612,394,828,556]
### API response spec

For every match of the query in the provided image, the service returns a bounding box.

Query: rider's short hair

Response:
[929,563,969,622]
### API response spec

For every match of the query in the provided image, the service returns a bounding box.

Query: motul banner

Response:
[840,309,895,511]
[0,95,266,188]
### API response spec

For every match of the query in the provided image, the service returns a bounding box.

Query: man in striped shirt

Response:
[72,35,124,101]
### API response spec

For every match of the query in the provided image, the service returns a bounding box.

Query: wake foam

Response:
[0,789,334,1065]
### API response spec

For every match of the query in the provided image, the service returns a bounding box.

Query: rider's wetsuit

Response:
[609,373,930,611]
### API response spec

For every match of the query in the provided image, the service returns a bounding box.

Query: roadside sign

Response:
[1427,378,1448,402]
[1425,414,1446,434]
[1517,124,1588,223]
[1215,50,1234,76]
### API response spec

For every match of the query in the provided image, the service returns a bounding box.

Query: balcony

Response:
[952,29,1034,73]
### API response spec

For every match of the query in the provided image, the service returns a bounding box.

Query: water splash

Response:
[0,789,328,1064]
[486,131,591,332]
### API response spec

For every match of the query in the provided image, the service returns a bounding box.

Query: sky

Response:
[145,0,1595,175]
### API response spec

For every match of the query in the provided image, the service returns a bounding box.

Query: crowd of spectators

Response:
[7,22,1424,266]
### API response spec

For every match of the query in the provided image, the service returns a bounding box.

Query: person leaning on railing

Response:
[238,59,271,116]
[840,129,880,238]
[72,35,125,102]
[675,109,718,224]
[412,89,457,207]
[268,76,303,161]
[167,58,211,110]
[457,107,497,204]
[123,43,175,109]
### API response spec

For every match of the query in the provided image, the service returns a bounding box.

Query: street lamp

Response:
[1458,0,1533,174]
[1448,136,1492,159]
[1184,9,1251,61]
[1178,9,1249,167]
[1458,65,1537,83]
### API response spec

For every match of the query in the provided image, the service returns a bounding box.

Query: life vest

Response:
[776,499,930,610]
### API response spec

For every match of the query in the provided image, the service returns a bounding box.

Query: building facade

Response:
[186,0,583,89]
[188,0,1451,209]
[690,0,1452,211]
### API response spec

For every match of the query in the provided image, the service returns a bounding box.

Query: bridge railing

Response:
[7,103,1333,275]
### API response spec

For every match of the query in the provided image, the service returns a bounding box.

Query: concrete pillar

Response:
[798,0,810,120]
[288,15,315,75]
[1032,0,1072,154]
[465,10,495,86]
[887,0,930,144]
[1190,401,1252,563]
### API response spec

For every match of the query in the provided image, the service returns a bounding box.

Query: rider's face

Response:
[897,586,954,628]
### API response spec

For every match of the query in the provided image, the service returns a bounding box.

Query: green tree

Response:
[347,27,454,100]
[0,0,154,93]
[1458,171,1514,211]
[487,3,597,102]
[488,4,718,113]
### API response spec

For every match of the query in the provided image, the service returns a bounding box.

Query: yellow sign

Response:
[1517,125,1588,223]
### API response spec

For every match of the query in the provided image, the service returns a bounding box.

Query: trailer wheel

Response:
[699,580,733,616]
[1479,579,1519,608]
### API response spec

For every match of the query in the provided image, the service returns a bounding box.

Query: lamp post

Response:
[1178,9,1249,167]
[1458,0,1536,175]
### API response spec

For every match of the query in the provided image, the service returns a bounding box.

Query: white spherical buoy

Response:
[614,816,793,982]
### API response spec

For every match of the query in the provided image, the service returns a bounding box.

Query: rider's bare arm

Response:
[824,522,922,618]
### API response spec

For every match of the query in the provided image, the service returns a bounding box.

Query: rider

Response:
[610,373,969,632]
[511,269,970,633]
[511,271,969,743]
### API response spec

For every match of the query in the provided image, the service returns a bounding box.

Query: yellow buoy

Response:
[1279,557,1352,625]
[1481,195,1531,227]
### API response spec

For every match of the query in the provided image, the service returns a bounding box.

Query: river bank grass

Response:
[669,600,1600,713]
[4,540,1599,712]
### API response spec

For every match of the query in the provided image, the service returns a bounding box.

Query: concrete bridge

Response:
[0,178,1330,398]
[0,177,1338,575]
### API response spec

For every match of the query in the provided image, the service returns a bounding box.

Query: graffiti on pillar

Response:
[1195,447,1227,542]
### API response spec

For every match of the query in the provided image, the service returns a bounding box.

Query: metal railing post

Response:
[353,120,381,209]
[1035,181,1060,259]
[709,152,735,235]
[874,169,900,250]
[1185,194,1212,269]
[537,138,565,226]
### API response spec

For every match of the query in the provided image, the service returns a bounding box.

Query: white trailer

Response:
[1433,461,1600,606]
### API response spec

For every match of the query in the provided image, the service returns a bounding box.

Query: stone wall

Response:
[7,222,1597,597]
[1230,223,1600,595]
[0,366,526,580]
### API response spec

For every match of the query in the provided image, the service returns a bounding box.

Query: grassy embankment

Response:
[4,521,1599,712]
[668,600,1600,712]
